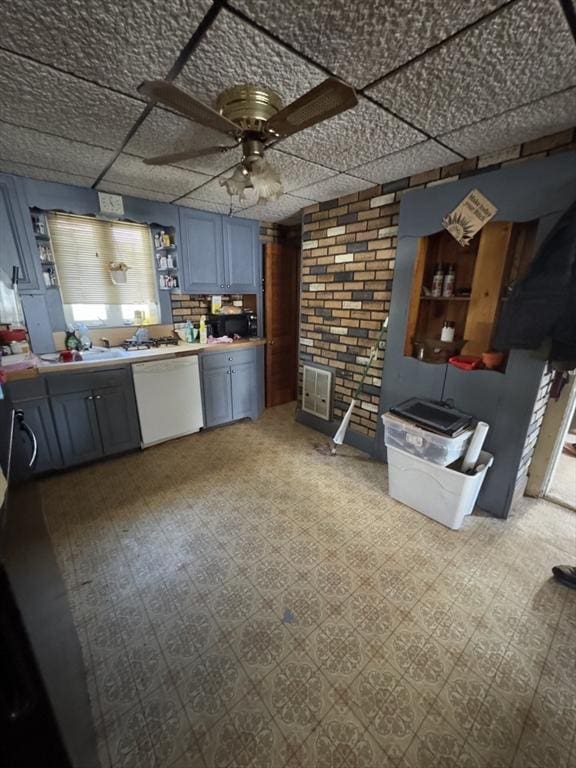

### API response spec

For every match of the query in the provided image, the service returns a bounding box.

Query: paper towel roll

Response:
[461,421,490,473]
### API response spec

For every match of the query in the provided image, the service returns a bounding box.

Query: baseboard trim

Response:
[295,408,376,456]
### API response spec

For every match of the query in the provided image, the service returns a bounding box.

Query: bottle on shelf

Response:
[199,315,207,344]
[153,231,162,249]
[166,252,174,269]
[431,264,444,297]
[440,321,455,343]
[442,264,455,297]
[161,231,172,247]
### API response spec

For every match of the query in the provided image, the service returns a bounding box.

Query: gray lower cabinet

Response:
[47,367,141,468]
[201,347,264,427]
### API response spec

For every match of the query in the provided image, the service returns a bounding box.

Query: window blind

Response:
[48,213,157,305]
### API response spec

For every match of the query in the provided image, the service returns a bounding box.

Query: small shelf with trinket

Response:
[150,224,180,291]
[30,208,60,288]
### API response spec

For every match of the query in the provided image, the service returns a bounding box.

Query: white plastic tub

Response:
[387,446,494,530]
[382,412,473,466]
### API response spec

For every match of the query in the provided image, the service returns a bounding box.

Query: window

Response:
[48,213,160,327]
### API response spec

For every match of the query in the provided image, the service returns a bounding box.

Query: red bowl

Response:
[448,355,482,371]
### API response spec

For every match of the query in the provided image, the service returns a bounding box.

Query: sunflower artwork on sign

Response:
[442,189,497,246]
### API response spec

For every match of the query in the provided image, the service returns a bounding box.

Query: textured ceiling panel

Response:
[176,8,326,107]
[265,149,334,192]
[291,174,370,203]
[350,140,461,183]
[279,99,425,171]
[440,89,576,157]
[231,0,506,87]
[0,0,212,93]
[279,97,424,171]
[367,0,576,136]
[104,154,210,197]
[0,122,113,181]
[0,50,143,150]
[0,159,95,189]
[235,193,312,222]
[125,107,243,174]
[180,175,252,205]
[95,181,175,203]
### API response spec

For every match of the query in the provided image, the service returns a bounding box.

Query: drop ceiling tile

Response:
[265,149,334,192]
[95,181,175,203]
[103,153,210,197]
[350,140,461,183]
[231,0,506,87]
[291,173,370,203]
[125,107,243,174]
[235,193,312,222]
[0,159,95,189]
[367,0,576,135]
[176,8,326,107]
[440,89,576,157]
[0,121,114,181]
[1,0,212,93]
[278,97,425,171]
[0,50,143,150]
[180,175,252,206]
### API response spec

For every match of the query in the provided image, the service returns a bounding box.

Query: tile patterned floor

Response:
[548,452,576,510]
[41,404,576,768]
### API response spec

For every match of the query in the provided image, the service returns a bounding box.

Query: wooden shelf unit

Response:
[404,221,536,363]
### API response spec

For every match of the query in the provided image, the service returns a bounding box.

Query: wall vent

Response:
[302,365,332,421]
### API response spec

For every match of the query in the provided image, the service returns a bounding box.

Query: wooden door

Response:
[264,243,299,407]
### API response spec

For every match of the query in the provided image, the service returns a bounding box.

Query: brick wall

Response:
[299,128,576,441]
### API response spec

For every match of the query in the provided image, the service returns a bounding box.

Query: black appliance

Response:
[389,398,474,436]
[208,312,252,339]
[246,311,258,337]
[0,391,98,767]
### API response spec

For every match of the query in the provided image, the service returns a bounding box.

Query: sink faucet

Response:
[100,337,110,349]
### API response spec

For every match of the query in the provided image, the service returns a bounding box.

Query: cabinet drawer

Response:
[201,348,256,371]
[6,376,48,401]
[46,367,131,395]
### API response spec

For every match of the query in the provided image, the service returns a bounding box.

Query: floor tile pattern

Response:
[41,404,576,768]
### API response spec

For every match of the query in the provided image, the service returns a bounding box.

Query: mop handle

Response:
[352,319,388,399]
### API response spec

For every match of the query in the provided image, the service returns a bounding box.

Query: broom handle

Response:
[352,320,388,399]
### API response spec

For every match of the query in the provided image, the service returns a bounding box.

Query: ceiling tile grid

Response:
[95,181,176,203]
[367,0,576,136]
[1,0,212,93]
[440,88,576,158]
[291,173,371,203]
[124,107,244,174]
[0,50,144,151]
[0,121,115,182]
[0,159,96,189]
[230,0,507,88]
[350,140,461,183]
[235,193,315,222]
[279,97,425,171]
[176,8,327,106]
[265,149,335,191]
[177,197,242,214]
[102,153,210,197]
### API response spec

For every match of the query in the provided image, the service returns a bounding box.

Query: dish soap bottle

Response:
[431,265,444,297]
[185,320,194,343]
[199,315,207,345]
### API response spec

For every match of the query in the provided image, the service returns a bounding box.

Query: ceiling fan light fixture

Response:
[248,157,283,202]
[220,164,253,201]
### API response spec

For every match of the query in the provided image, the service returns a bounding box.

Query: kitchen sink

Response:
[39,347,128,363]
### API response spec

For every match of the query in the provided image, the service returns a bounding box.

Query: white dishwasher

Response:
[132,356,204,447]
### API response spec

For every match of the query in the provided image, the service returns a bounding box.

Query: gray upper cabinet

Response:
[222,217,260,292]
[180,208,224,293]
[0,173,41,292]
[180,207,260,294]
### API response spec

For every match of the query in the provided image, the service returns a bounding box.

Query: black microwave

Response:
[208,312,256,338]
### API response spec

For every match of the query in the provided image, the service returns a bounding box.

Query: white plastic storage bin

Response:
[382,412,473,466]
[387,447,494,530]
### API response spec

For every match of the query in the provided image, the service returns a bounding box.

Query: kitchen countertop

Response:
[1,338,266,381]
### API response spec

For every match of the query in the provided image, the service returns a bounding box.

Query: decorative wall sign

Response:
[442,189,497,246]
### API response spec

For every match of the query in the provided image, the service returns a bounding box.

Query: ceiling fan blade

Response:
[266,78,358,139]
[143,144,239,166]
[138,80,240,136]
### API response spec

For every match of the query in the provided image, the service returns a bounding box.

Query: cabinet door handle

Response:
[95,395,102,400]
[231,369,236,374]
[226,284,231,289]
[87,395,94,400]
[15,410,38,470]
[220,284,224,289]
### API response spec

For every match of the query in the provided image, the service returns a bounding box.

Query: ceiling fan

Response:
[138,78,358,203]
